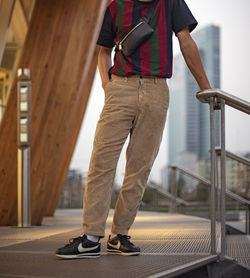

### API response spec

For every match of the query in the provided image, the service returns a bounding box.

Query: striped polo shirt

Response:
[97,0,197,78]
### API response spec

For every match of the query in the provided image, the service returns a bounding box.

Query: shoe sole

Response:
[56,253,100,259]
[107,248,140,256]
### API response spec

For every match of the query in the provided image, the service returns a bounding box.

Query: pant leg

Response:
[111,77,169,235]
[82,78,138,237]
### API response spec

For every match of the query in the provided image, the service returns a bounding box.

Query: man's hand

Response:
[102,80,109,91]
[177,27,211,91]
[98,46,113,90]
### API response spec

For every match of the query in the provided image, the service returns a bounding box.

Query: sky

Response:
[70,0,250,185]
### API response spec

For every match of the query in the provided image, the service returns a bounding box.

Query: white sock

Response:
[86,234,99,242]
[111,233,117,239]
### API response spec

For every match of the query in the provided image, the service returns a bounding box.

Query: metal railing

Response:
[168,164,211,187]
[196,88,250,115]
[215,148,250,167]
[215,148,250,234]
[196,88,250,256]
[148,182,189,208]
[168,164,250,229]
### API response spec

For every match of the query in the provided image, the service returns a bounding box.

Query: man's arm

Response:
[177,27,211,90]
[98,46,113,90]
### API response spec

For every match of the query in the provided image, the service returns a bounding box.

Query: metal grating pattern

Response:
[1,211,248,277]
[226,235,250,267]
[0,252,210,278]
[101,239,212,254]
[235,257,250,267]
[0,228,217,255]
[0,212,222,278]
[127,229,216,240]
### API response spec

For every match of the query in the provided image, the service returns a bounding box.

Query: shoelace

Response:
[65,236,83,247]
[117,234,134,246]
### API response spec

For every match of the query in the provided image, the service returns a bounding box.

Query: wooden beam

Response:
[45,46,100,217]
[0,0,16,63]
[0,0,108,225]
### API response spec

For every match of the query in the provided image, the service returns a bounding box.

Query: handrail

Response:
[168,164,250,206]
[168,164,210,186]
[196,88,250,255]
[215,148,250,167]
[226,190,250,206]
[148,182,189,206]
[196,89,250,115]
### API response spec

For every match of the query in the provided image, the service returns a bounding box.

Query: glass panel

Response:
[20,86,28,94]
[20,117,28,124]
[20,133,28,142]
[20,102,28,111]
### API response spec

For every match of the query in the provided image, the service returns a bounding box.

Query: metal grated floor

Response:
[226,235,250,267]
[0,252,211,278]
[0,211,249,277]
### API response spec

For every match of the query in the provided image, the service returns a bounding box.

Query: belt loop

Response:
[154,77,157,84]
[124,76,128,82]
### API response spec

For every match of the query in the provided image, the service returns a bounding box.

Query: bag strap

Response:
[143,0,159,23]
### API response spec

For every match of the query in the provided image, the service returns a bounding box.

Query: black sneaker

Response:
[55,234,100,259]
[107,234,140,256]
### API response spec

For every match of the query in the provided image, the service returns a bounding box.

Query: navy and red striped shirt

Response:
[97,0,197,78]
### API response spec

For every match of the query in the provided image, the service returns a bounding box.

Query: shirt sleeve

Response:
[172,0,198,36]
[97,7,116,48]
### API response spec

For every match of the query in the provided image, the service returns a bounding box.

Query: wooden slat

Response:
[0,0,108,225]
[45,46,99,217]
[10,0,28,46]
[19,0,34,22]
[0,0,15,63]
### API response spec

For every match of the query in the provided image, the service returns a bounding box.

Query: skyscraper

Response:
[168,25,220,169]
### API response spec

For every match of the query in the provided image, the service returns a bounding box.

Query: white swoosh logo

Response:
[108,241,120,249]
[78,244,98,253]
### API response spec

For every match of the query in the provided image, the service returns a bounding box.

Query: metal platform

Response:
[227,219,246,234]
[0,210,249,277]
[227,235,250,267]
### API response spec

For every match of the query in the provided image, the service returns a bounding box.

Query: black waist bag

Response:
[115,0,159,57]
[117,19,154,57]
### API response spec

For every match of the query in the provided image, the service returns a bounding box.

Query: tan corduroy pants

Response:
[82,74,169,237]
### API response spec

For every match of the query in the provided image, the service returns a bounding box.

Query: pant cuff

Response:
[111,228,129,235]
[82,229,105,238]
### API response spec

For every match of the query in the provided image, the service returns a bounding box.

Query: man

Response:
[56,0,211,259]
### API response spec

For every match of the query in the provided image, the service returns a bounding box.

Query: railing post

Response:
[220,99,226,255]
[170,166,177,213]
[215,153,220,222]
[246,205,250,235]
[210,98,216,255]
[197,89,250,256]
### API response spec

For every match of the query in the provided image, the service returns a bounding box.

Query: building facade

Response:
[168,25,221,170]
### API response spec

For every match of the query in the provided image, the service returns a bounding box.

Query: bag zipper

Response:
[118,20,144,50]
